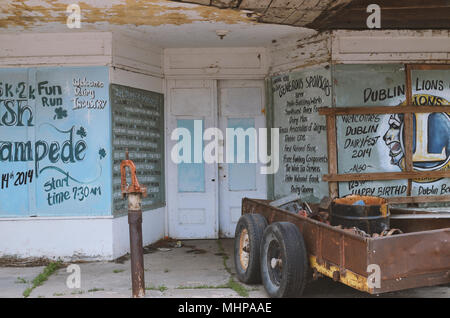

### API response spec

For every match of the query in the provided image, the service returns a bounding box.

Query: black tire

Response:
[234,213,268,284]
[260,222,308,298]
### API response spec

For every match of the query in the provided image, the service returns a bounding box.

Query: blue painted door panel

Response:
[227,118,256,191]
[177,119,205,192]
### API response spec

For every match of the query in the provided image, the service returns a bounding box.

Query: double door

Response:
[167,79,267,238]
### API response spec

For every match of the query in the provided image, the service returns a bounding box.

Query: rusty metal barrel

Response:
[330,195,390,235]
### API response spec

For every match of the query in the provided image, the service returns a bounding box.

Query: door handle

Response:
[211,178,215,182]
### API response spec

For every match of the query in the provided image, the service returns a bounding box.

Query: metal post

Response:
[121,149,147,298]
[128,193,145,298]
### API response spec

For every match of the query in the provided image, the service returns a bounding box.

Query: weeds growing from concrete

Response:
[176,277,249,297]
[15,277,28,284]
[71,290,84,295]
[145,285,168,292]
[87,287,104,292]
[216,240,249,297]
[23,261,63,298]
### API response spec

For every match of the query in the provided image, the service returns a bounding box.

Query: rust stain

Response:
[0,0,257,29]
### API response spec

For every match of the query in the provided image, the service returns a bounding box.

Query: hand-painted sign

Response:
[110,84,165,213]
[272,66,331,203]
[0,66,112,217]
[335,64,449,198]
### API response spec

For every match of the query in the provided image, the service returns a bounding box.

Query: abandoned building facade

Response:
[0,0,449,261]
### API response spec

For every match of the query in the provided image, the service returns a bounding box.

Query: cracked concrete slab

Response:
[0,266,45,298]
[0,239,448,298]
[7,239,266,298]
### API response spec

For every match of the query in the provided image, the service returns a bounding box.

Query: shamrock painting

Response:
[54,107,67,120]
[77,126,87,138]
[99,148,106,160]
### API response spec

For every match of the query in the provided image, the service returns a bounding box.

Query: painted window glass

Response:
[334,64,449,200]
[334,64,408,198]
[0,66,112,217]
[271,66,331,202]
[410,69,450,197]
[177,119,205,192]
[0,68,30,217]
[110,84,165,213]
[227,117,256,191]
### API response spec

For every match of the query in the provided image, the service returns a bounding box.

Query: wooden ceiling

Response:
[308,0,450,30]
[173,0,450,30]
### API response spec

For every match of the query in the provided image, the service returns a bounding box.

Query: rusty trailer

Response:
[234,198,450,297]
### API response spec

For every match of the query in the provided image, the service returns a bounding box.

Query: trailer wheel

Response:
[260,222,308,298]
[234,213,268,284]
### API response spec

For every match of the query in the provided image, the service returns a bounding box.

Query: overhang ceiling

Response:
[174,0,450,29]
[309,0,450,29]
[0,0,311,48]
[1,0,448,49]
[172,0,353,26]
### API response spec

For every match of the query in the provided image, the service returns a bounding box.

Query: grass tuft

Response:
[15,277,28,284]
[23,260,63,298]
[71,290,84,295]
[87,287,104,293]
[176,278,249,297]
[145,285,168,292]
[226,278,249,297]
[178,240,251,298]
[113,269,125,274]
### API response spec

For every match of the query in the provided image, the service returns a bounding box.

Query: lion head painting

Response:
[382,94,450,174]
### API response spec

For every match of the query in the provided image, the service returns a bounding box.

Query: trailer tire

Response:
[234,213,268,284]
[260,222,308,298]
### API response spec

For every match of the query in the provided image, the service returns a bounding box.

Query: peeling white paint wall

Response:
[267,29,450,76]
[268,31,332,75]
[0,208,165,260]
[164,47,269,79]
[113,208,166,259]
[0,217,115,261]
[331,30,450,64]
[0,32,113,67]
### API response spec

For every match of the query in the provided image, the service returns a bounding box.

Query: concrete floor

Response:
[0,239,448,298]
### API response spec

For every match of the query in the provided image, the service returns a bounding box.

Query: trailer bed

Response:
[242,198,450,294]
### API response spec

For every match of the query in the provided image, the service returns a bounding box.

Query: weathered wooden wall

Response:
[267,29,450,77]
[331,30,450,64]
[269,31,332,76]
[0,32,112,67]
[164,47,269,79]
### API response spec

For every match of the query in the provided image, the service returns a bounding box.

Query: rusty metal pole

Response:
[121,149,147,298]
[128,193,145,298]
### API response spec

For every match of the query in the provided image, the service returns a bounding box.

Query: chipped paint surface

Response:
[309,256,371,293]
[269,31,332,75]
[0,0,309,48]
[173,0,353,26]
[0,0,257,30]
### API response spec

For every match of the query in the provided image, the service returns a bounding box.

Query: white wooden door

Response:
[218,80,267,237]
[167,79,218,239]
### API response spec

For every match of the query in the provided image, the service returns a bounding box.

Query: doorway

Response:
[217,80,268,237]
[166,79,267,239]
